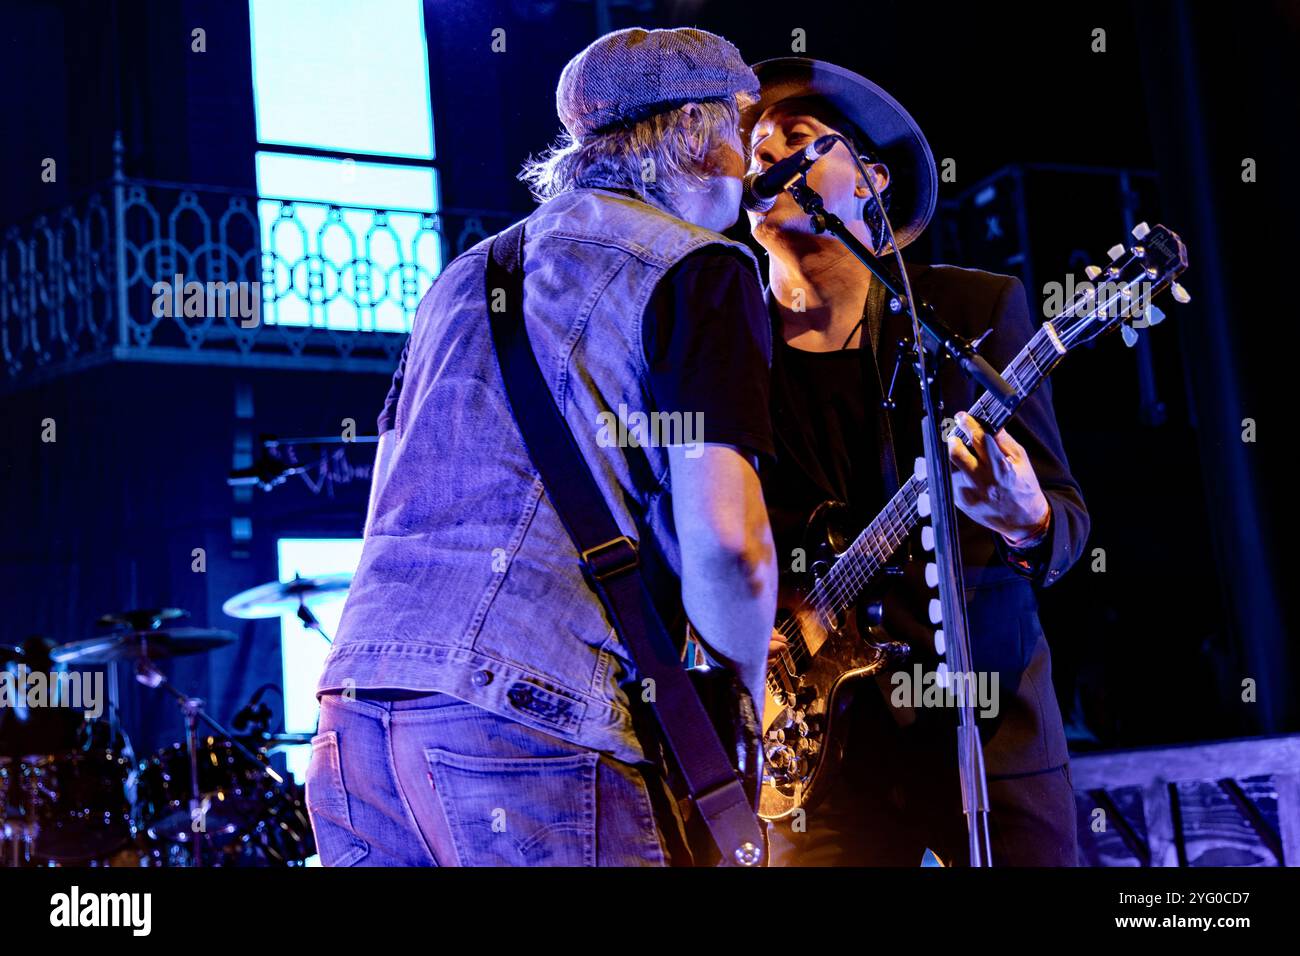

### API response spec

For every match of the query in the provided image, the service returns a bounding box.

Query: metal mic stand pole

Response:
[785,178,994,865]
[296,595,333,645]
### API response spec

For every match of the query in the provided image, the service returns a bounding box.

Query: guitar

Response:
[758,222,1190,821]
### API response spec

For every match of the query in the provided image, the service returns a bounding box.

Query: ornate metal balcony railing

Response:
[1,140,519,391]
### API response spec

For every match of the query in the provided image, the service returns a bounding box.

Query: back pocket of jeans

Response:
[306,731,369,867]
[425,748,598,866]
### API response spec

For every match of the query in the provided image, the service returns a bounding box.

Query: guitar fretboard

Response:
[804,322,1068,619]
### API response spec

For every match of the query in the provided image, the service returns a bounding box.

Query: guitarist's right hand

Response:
[768,628,788,665]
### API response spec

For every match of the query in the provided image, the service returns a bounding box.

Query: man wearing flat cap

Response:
[309,28,779,866]
[745,59,1089,866]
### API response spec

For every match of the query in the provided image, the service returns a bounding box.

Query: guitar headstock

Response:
[1051,222,1189,350]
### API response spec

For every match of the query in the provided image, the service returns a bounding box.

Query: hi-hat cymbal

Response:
[97,608,189,631]
[222,573,353,620]
[50,628,236,665]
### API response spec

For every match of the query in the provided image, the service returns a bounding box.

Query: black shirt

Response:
[764,279,896,559]
[766,344,883,556]
[640,247,774,462]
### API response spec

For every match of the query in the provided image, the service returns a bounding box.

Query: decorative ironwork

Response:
[1,136,519,391]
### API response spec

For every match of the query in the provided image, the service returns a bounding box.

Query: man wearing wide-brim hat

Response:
[744,58,1090,866]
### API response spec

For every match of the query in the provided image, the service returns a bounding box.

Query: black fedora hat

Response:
[741,57,938,249]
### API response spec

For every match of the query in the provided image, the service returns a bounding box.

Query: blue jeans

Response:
[307,691,684,866]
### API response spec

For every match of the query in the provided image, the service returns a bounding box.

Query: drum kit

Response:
[0,574,350,867]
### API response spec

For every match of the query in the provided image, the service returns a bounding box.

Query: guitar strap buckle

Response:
[581,535,639,582]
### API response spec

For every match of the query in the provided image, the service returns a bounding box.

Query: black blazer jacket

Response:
[765,262,1090,777]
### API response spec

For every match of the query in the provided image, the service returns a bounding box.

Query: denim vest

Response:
[318,188,766,765]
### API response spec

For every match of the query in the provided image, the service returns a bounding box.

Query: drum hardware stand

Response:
[135,655,296,867]
[3,792,39,867]
[294,583,333,645]
[222,572,351,646]
[107,660,122,747]
[785,172,1002,865]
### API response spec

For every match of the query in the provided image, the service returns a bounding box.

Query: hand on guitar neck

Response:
[947,410,1052,548]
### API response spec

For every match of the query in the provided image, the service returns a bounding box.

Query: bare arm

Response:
[669,443,777,706]
[363,431,396,538]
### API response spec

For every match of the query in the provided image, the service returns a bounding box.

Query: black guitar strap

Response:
[863,275,903,501]
[484,220,766,867]
[861,278,911,568]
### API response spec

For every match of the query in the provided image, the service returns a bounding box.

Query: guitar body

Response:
[760,501,910,821]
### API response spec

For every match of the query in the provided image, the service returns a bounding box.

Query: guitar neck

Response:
[806,322,1067,618]
[969,322,1068,433]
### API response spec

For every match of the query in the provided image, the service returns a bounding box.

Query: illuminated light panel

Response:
[249,0,434,160]
[275,536,363,788]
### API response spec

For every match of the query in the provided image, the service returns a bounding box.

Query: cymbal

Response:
[50,628,236,665]
[97,608,189,631]
[222,573,353,620]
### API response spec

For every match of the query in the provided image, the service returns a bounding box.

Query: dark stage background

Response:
[0,0,1293,763]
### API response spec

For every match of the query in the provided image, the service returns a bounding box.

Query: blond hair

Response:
[519,94,753,217]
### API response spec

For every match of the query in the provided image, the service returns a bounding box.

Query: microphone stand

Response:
[785,176,995,866]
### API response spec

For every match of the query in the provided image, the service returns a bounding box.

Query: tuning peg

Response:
[933,629,946,655]
[1084,265,1102,281]
[935,661,950,689]
[1171,282,1191,304]
[917,492,931,518]
[1121,323,1139,348]
[1145,303,1166,326]
[1132,221,1150,240]
[914,456,926,480]
[921,526,935,552]
[1107,243,1126,261]
[928,598,942,625]
[925,562,938,588]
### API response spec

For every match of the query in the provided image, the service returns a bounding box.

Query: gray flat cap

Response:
[557,27,758,139]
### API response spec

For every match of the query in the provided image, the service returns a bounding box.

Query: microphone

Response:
[227,448,305,490]
[742,134,838,212]
[232,684,277,733]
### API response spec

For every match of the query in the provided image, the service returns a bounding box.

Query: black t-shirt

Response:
[641,247,774,462]
[763,276,897,559]
[765,341,886,557]
[380,246,775,466]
